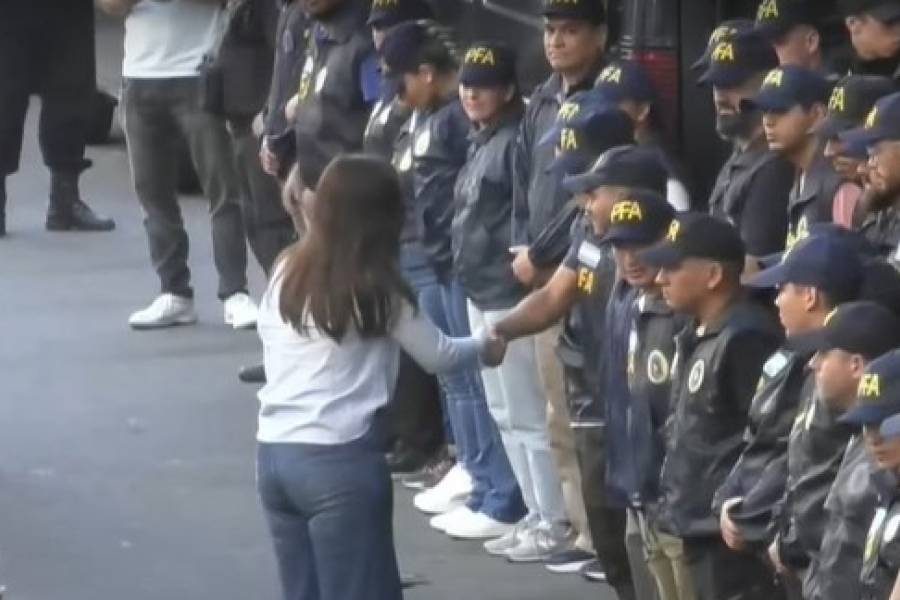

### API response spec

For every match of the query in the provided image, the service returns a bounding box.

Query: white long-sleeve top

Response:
[257,272,483,445]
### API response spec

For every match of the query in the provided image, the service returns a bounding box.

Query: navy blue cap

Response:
[541,92,634,176]
[594,60,656,103]
[691,20,756,73]
[861,260,900,316]
[818,75,896,140]
[791,301,900,360]
[880,413,900,438]
[639,213,746,267]
[697,30,779,88]
[746,232,864,300]
[367,0,434,29]
[379,22,430,74]
[839,91,900,149]
[541,0,607,24]
[840,0,900,23]
[754,0,821,40]
[562,145,669,196]
[599,189,675,247]
[841,347,900,427]
[745,65,832,112]
[459,42,517,88]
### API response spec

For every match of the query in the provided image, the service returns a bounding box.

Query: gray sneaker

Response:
[505,524,571,563]
[484,519,529,556]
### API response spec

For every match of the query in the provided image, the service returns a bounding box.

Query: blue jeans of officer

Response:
[420,278,525,523]
[257,434,402,600]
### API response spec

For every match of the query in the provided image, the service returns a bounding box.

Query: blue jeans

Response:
[257,435,402,600]
[421,280,525,524]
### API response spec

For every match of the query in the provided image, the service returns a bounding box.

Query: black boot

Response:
[0,178,6,238]
[46,169,115,232]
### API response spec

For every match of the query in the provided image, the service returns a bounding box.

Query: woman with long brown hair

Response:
[255,154,500,600]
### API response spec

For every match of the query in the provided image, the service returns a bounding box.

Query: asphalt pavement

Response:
[0,14,613,600]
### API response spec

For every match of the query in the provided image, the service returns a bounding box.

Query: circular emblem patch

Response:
[647,350,669,385]
[315,67,328,94]
[688,360,705,394]
[414,129,431,157]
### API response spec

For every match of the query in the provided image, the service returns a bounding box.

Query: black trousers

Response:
[683,537,783,600]
[0,0,95,176]
[566,367,635,597]
[227,118,296,276]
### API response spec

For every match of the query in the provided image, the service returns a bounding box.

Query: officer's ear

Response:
[503,84,517,104]
[804,26,821,55]
[807,103,828,132]
[705,261,725,291]
[595,25,608,51]
[848,353,867,380]
[417,64,437,84]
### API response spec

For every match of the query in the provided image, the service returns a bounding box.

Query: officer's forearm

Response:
[494,269,577,342]
[891,572,900,600]
[95,0,140,16]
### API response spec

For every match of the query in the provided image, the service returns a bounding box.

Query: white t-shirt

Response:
[256,268,484,445]
[123,0,224,79]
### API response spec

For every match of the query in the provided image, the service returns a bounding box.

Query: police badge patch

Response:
[414,129,431,157]
[688,359,705,393]
[647,350,669,385]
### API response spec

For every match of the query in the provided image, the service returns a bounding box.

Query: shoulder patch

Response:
[763,351,790,378]
[688,359,705,394]
[647,350,669,385]
[577,241,603,269]
[414,129,431,157]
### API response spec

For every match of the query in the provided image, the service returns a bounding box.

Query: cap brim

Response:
[816,115,857,140]
[691,52,711,73]
[881,414,900,439]
[754,19,792,41]
[599,228,660,247]
[638,242,685,268]
[745,89,795,113]
[839,126,890,150]
[785,328,834,355]
[745,261,790,288]
[869,4,900,24]
[547,151,593,177]
[840,402,900,426]
[562,172,604,196]
[698,65,755,88]
[757,250,784,269]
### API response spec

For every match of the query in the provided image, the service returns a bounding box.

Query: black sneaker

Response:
[544,548,596,574]
[579,559,608,582]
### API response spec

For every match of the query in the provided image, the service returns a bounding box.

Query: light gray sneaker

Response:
[505,524,571,563]
[483,519,529,556]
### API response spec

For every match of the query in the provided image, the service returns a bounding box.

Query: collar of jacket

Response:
[692,296,750,339]
[730,132,771,169]
[469,102,524,145]
[637,290,672,317]
[314,0,367,44]
[789,144,834,209]
[531,58,606,103]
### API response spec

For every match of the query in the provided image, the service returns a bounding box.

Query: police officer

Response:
[749,65,851,249]
[753,0,851,76]
[842,0,900,81]
[595,191,689,600]
[510,0,610,566]
[839,348,900,600]
[364,0,433,159]
[640,213,784,600]
[261,0,310,179]
[817,74,894,224]
[698,30,795,263]
[793,301,900,600]
[0,0,115,236]
[493,146,670,598]
[744,234,865,598]
[293,0,380,166]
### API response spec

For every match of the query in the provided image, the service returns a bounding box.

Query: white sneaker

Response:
[429,505,473,532]
[444,510,517,540]
[129,294,197,330]
[224,292,258,329]
[505,523,571,563]
[413,464,473,515]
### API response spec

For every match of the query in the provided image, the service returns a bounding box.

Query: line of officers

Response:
[264,0,900,599]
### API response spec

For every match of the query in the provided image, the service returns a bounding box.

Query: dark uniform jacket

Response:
[775,387,856,569]
[610,290,684,508]
[452,107,527,311]
[708,136,794,257]
[293,0,377,166]
[364,94,412,160]
[412,97,471,284]
[811,436,887,600]
[656,298,783,538]
[860,205,900,267]
[713,349,811,546]
[561,223,617,426]
[511,67,602,266]
[861,481,900,600]
[785,149,843,249]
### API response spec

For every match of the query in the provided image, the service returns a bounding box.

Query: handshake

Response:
[480,328,509,368]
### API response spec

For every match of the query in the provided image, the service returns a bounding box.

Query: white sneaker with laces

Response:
[413,464,473,515]
[505,523,571,563]
[224,292,258,329]
[429,505,474,532]
[129,294,197,330]
[444,510,517,540]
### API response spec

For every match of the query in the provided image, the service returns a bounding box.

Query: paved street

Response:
[0,15,611,600]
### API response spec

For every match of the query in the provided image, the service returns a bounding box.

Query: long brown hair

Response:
[278,154,415,341]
